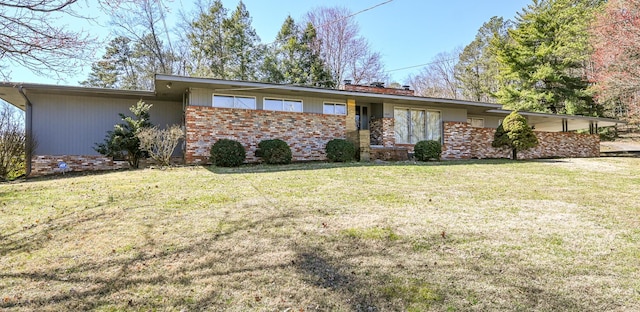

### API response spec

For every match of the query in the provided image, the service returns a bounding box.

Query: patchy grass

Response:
[1,158,640,311]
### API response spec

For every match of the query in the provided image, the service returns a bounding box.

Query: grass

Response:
[1,158,640,311]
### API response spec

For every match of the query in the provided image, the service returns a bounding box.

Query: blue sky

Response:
[9,0,532,86]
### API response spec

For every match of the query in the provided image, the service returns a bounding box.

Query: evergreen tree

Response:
[455,16,512,103]
[81,37,138,89]
[132,33,176,90]
[187,0,228,78]
[492,111,538,160]
[300,22,335,88]
[262,16,333,87]
[223,1,263,81]
[493,0,604,115]
[95,101,153,169]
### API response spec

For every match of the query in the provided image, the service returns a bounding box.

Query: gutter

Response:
[17,86,33,177]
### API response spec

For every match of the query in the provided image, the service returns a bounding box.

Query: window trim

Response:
[394,107,442,144]
[212,93,257,110]
[322,101,347,115]
[467,117,485,128]
[263,97,304,113]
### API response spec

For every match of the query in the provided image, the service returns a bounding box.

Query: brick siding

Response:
[369,117,395,147]
[185,105,346,164]
[31,155,130,176]
[441,121,600,160]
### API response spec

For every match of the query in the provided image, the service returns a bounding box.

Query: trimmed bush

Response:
[210,139,246,167]
[256,139,292,164]
[325,139,356,162]
[414,140,442,161]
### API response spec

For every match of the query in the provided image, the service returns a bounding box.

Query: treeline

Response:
[410,0,640,119]
[81,0,640,119]
[81,0,386,91]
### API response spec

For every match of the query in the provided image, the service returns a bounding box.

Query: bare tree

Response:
[348,40,388,85]
[0,103,34,180]
[305,6,387,87]
[591,0,640,118]
[0,0,140,80]
[0,0,90,79]
[408,49,462,99]
[109,0,177,88]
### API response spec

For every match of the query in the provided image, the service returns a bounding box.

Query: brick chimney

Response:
[343,81,414,96]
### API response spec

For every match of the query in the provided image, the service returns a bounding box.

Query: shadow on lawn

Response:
[0,203,110,257]
[205,158,529,175]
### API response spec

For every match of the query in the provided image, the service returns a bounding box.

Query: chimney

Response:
[344,82,414,96]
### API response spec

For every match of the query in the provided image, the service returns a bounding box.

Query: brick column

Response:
[359,130,371,161]
[345,99,359,155]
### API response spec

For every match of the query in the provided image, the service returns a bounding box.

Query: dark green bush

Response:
[256,139,292,164]
[414,140,442,161]
[325,139,356,162]
[210,139,246,167]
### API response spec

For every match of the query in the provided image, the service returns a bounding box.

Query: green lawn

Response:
[1,158,639,311]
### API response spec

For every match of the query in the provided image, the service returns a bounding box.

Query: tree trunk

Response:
[512,148,517,160]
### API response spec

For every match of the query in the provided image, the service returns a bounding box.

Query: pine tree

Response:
[455,16,512,103]
[262,16,333,87]
[132,34,176,90]
[223,1,263,81]
[300,22,335,88]
[81,37,138,89]
[187,0,228,78]
[493,0,604,115]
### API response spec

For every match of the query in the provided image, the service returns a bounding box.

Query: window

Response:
[264,98,303,112]
[323,102,347,115]
[394,108,441,144]
[467,117,485,128]
[213,94,256,109]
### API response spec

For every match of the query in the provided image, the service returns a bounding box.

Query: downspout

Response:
[17,86,33,176]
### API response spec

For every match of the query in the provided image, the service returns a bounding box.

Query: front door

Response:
[355,104,370,130]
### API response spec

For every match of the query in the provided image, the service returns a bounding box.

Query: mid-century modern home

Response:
[0,74,623,176]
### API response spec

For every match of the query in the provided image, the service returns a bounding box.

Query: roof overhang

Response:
[0,82,156,110]
[155,74,504,111]
[486,109,625,131]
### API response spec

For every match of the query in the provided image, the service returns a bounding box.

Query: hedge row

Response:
[209,138,357,167]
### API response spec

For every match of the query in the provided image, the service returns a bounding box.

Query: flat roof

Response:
[0,82,156,110]
[0,76,626,131]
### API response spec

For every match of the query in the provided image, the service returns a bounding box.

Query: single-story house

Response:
[0,74,623,176]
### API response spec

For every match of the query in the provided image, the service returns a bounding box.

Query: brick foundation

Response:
[370,146,409,161]
[185,106,346,164]
[441,122,600,160]
[31,155,130,176]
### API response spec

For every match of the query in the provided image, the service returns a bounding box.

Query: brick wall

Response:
[441,122,600,160]
[31,155,130,176]
[185,105,346,164]
[442,122,474,159]
[370,117,395,147]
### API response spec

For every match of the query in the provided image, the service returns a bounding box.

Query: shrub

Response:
[325,139,355,162]
[414,140,442,161]
[255,139,292,164]
[136,125,184,167]
[95,100,153,168]
[492,111,538,160]
[210,139,246,167]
